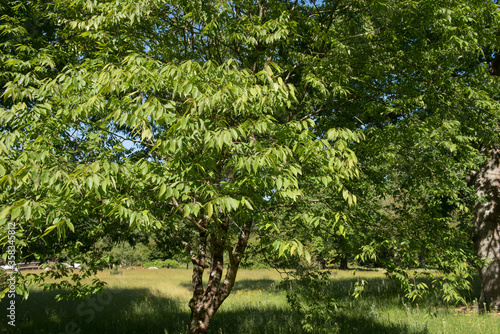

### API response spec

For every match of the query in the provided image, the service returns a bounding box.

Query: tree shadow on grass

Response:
[233,278,277,291]
[180,278,278,295]
[322,275,482,306]
[188,275,430,333]
[0,278,436,334]
[330,313,429,334]
[209,306,429,334]
[285,274,487,334]
[0,288,190,334]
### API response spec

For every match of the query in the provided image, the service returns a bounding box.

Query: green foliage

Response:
[2,0,500,331]
[280,0,500,305]
[143,259,181,269]
[282,268,339,333]
[0,269,9,292]
[0,0,361,305]
[239,240,270,269]
[108,241,152,267]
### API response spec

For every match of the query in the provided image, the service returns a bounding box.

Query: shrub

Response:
[143,259,181,269]
[109,242,152,267]
[163,259,181,268]
[282,268,339,333]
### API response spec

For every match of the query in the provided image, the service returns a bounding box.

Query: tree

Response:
[3,1,500,333]
[306,0,500,308]
[0,1,360,333]
[251,0,500,311]
[473,148,500,309]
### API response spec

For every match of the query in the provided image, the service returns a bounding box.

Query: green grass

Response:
[313,273,500,334]
[0,268,498,333]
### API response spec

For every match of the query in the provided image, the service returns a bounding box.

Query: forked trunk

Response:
[474,148,500,310]
[187,218,252,333]
[188,302,215,334]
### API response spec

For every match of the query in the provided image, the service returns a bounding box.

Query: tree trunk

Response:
[188,294,217,334]
[188,218,253,333]
[474,148,500,310]
[339,254,348,270]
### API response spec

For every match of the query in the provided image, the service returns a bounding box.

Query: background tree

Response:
[288,0,500,308]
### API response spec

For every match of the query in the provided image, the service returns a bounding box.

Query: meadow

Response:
[0,268,498,333]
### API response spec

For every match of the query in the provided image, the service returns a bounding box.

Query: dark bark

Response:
[473,148,500,310]
[490,53,500,76]
[188,218,253,334]
[339,254,349,270]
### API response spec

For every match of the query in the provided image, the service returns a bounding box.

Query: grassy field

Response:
[0,268,498,333]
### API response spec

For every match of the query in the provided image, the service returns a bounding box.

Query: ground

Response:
[0,268,498,333]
